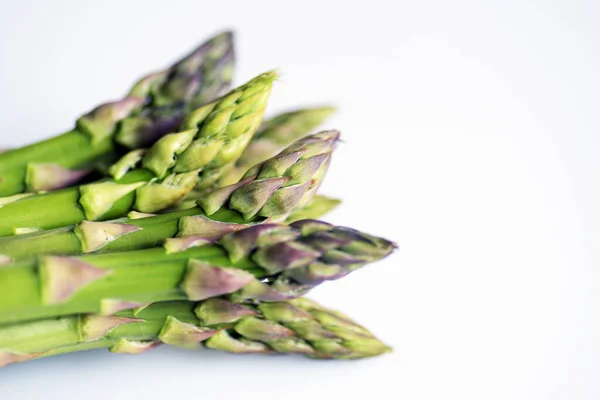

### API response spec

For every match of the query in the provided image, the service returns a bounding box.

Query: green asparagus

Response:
[0,297,391,368]
[0,32,235,196]
[217,106,335,186]
[0,220,395,325]
[0,131,338,262]
[0,71,276,236]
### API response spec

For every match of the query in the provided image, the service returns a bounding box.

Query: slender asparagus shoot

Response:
[0,297,391,368]
[0,71,277,236]
[0,131,338,261]
[215,106,335,187]
[0,32,235,196]
[0,220,396,325]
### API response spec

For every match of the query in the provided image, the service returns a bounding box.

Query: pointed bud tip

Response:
[159,316,219,346]
[41,256,110,304]
[81,315,144,341]
[195,298,256,325]
[99,299,149,316]
[165,235,215,254]
[181,261,254,301]
[75,221,142,253]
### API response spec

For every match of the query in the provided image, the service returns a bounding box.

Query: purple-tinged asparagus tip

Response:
[219,224,284,263]
[181,260,254,301]
[158,316,219,347]
[297,231,353,251]
[252,241,321,274]
[196,176,255,215]
[321,249,368,265]
[194,298,257,325]
[234,317,295,342]
[164,235,215,254]
[40,256,111,304]
[229,177,290,219]
[283,262,349,285]
[99,299,150,316]
[75,221,142,253]
[26,163,91,192]
[284,153,331,186]
[77,97,145,143]
[177,215,248,240]
[232,279,296,302]
[258,180,313,217]
[80,315,144,341]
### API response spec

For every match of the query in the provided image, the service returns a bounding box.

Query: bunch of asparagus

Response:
[0,32,396,368]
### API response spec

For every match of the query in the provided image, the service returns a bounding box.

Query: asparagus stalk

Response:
[0,297,391,368]
[0,220,395,325]
[0,71,276,236]
[0,32,235,196]
[171,107,335,210]
[0,131,338,262]
[214,106,335,187]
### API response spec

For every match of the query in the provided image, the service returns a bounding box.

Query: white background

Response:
[0,1,598,399]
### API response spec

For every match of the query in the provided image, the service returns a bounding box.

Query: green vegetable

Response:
[0,131,338,261]
[0,297,391,368]
[0,32,235,196]
[0,71,276,236]
[0,220,396,325]
[218,106,336,186]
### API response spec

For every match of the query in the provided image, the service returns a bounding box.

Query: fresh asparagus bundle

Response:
[0,32,235,196]
[0,131,338,262]
[0,33,398,370]
[0,71,276,236]
[0,220,395,325]
[0,297,391,368]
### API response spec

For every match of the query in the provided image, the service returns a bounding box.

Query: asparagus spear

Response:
[0,220,395,325]
[0,32,235,196]
[0,71,276,236]
[171,107,336,210]
[215,106,335,187]
[0,297,391,368]
[0,131,338,262]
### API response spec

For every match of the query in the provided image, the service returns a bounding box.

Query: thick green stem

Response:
[0,132,338,260]
[0,220,395,325]
[0,246,238,324]
[0,130,111,196]
[0,298,391,368]
[0,170,155,235]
